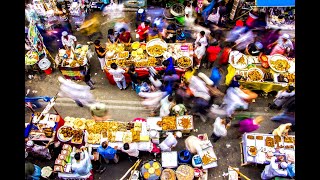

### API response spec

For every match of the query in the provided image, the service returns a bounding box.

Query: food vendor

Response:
[159,131,182,152]
[184,135,203,154]
[93,40,107,71]
[136,20,150,42]
[107,29,119,44]
[71,147,93,176]
[176,29,187,43]
[147,24,162,41]
[89,102,110,121]
[171,104,187,116]
[268,33,294,56]
[119,143,139,161]
[261,156,288,179]
[211,117,230,142]
[61,31,77,50]
[97,141,119,164]
[272,123,292,137]
[118,28,132,44]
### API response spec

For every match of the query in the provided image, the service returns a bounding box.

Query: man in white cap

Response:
[261,156,288,179]
[61,31,77,50]
[268,33,294,56]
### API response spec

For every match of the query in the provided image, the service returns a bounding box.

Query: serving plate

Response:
[229,51,248,69]
[268,54,290,73]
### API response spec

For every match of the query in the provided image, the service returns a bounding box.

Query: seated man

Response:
[97,141,119,166]
[71,147,92,176]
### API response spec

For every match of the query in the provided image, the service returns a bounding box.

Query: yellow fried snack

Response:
[152,162,160,169]
[144,163,151,169]
[237,55,246,65]
[270,59,290,72]
[177,56,192,68]
[155,169,161,176]
[161,116,176,130]
[178,117,191,129]
[248,69,263,81]
[201,153,216,165]
[144,172,150,179]
[147,44,167,57]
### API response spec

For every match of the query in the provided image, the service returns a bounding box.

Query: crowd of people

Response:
[25,0,295,179]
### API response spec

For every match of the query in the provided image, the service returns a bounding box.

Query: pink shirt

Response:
[239,118,259,133]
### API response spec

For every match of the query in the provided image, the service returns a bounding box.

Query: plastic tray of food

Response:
[176,115,193,130]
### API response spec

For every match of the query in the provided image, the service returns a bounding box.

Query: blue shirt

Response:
[31,165,41,180]
[97,146,117,160]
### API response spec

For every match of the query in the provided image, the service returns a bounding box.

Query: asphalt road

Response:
[25,7,294,180]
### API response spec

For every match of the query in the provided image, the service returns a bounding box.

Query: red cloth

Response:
[235,19,244,27]
[207,45,221,63]
[136,24,149,40]
[118,31,132,43]
[105,67,185,85]
[219,47,231,65]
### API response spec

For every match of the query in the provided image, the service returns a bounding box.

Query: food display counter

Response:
[197,133,218,169]
[240,133,295,166]
[57,117,153,152]
[57,44,90,80]
[146,115,194,134]
[103,40,193,85]
[225,51,295,93]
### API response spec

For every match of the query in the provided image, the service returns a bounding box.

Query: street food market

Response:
[25,1,296,180]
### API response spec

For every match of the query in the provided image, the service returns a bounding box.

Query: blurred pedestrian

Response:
[147,24,162,41]
[211,117,230,142]
[84,65,95,90]
[159,94,175,117]
[261,156,288,179]
[206,41,221,69]
[229,75,242,88]
[93,40,107,71]
[163,22,177,43]
[269,85,295,110]
[195,31,208,47]
[235,116,264,135]
[77,14,103,40]
[106,63,127,90]
[25,140,52,160]
[55,3,72,33]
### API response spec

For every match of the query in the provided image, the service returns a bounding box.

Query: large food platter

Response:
[146,38,168,57]
[176,115,193,130]
[247,68,264,82]
[268,54,290,73]
[176,56,192,69]
[57,126,74,142]
[228,51,248,69]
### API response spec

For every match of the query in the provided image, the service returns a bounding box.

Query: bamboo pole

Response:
[128,159,142,180]
[119,159,142,180]
[229,166,251,180]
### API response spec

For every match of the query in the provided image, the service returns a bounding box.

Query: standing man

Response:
[97,141,119,166]
[195,31,208,47]
[93,40,107,71]
[118,28,132,44]
[61,31,77,49]
[193,42,206,69]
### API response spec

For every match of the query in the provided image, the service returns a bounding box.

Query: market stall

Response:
[57,44,90,80]
[225,51,295,94]
[266,7,295,31]
[56,116,154,152]
[146,115,194,135]
[240,132,295,166]
[103,39,194,85]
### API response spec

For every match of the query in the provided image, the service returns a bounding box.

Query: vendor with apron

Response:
[268,33,294,56]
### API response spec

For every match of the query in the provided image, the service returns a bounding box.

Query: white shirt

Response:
[160,95,173,117]
[149,76,162,88]
[213,117,227,137]
[120,143,139,157]
[274,90,295,106]
[61,35,77,48]
[109,68,125,81]
[277,38,294,50]
[195,34,208,47]
[71,151,92,176]
[261,157,288,179]
[194,45,206,59]
[159,132,177,152]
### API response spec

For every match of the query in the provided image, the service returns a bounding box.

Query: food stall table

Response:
[240,133,295,166]
[197,134,218,169]
[146,115,194,135]
[103,41,193,85]
[225,52,295,94]
[161,151,178,168]
[57,44,90,81]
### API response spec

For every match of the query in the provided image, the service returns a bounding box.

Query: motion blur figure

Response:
[77,14,103,40]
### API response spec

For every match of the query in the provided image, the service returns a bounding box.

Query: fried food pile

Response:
[59,127,73,139]
[147,44,167,57]
[270,59,290,72]
[158,116,176,130]
[177,56,192,68]
[201,152,216,165]
[178,117,191,129]
[248,69,263,81]
[265,137,274,147]
[237,55,246,65]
